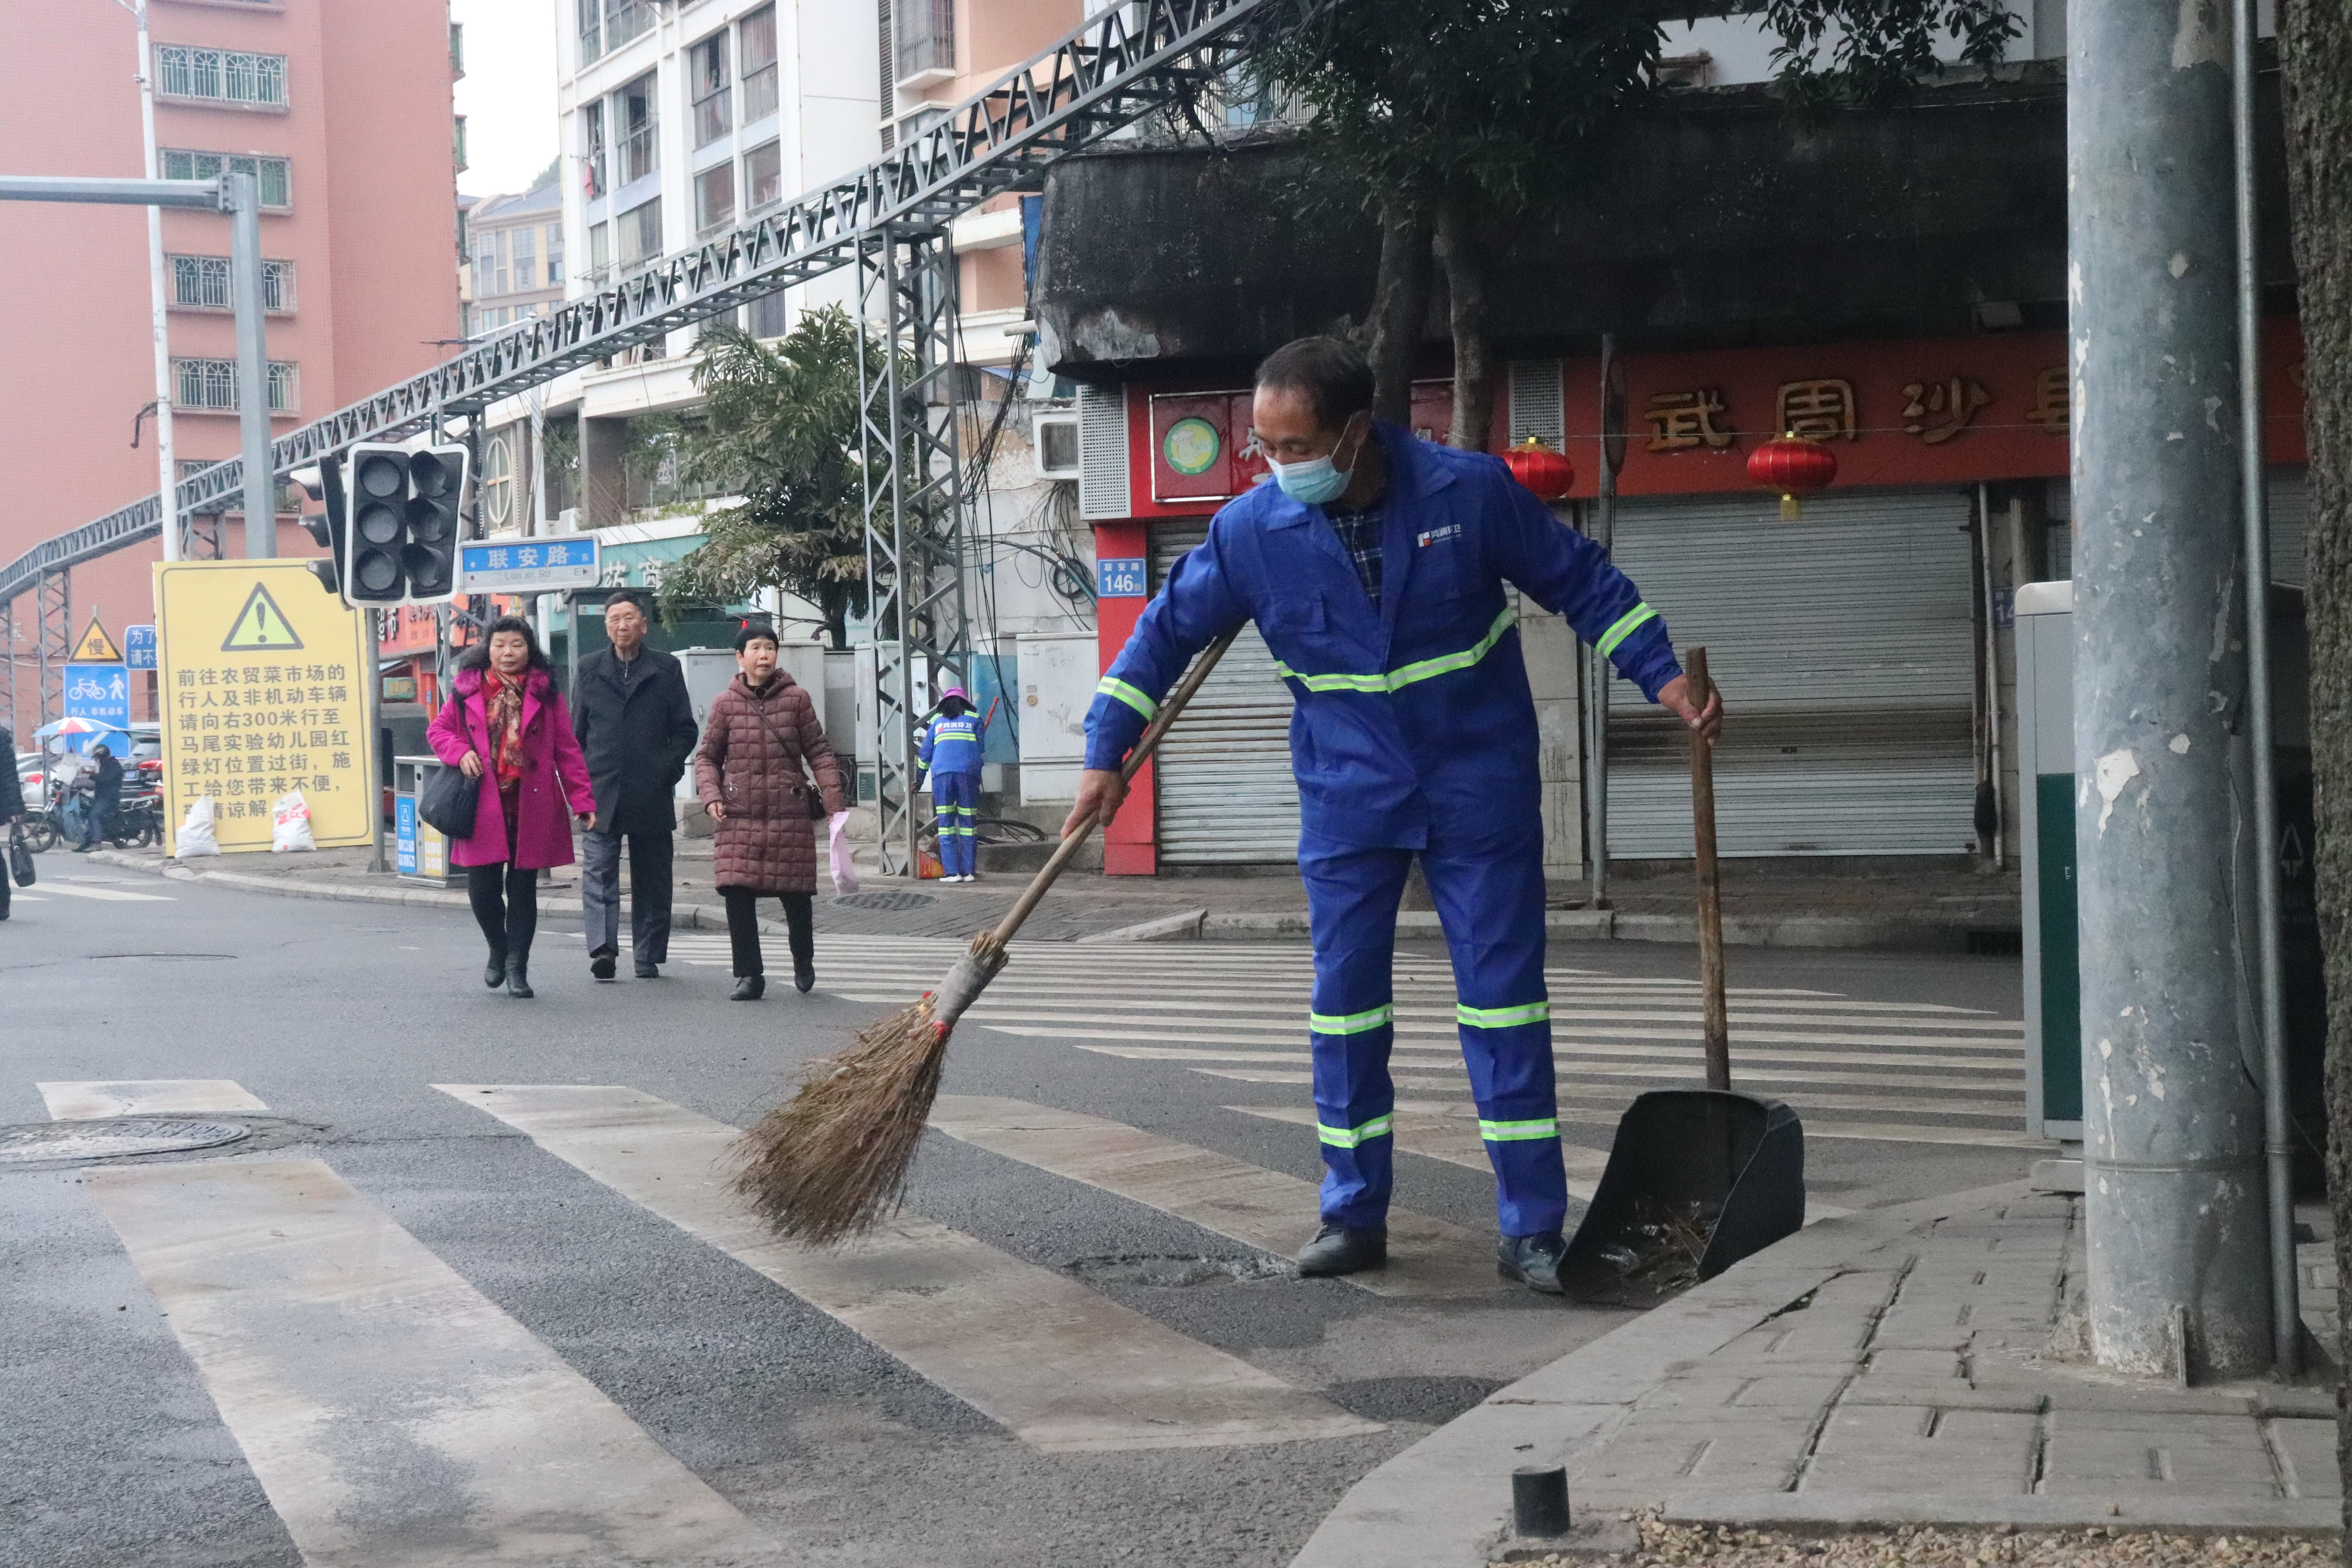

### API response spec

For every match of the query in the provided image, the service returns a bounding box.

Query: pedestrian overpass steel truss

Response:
[0,0,1334,838]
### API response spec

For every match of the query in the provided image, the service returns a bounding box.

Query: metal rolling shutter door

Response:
[1149,521,1303,862]
[1604,489,1978,857]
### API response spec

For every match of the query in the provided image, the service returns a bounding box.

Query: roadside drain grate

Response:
[0,1118,255,1167]
[831,891,937,911]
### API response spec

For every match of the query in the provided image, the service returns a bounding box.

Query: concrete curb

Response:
[1076,908,1210,943]
[1289,1183,2067,1568]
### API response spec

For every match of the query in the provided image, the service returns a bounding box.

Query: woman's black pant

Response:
[468,861,537,961]
[723,890,813,978]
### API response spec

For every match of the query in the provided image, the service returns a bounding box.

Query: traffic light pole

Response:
[225,171,273,559]
[364,608,387,874]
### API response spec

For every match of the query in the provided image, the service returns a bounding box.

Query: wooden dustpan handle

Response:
[1687,648,1730,1091]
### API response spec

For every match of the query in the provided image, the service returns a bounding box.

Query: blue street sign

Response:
[456,537,602,595]
[125,625,158,670]
[63,662,132,750]
[1097,557,1147,598]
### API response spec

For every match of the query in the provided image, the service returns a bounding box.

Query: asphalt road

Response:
[0,867,2032,1568]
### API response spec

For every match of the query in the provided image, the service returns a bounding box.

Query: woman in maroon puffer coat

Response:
[694,622,848,999]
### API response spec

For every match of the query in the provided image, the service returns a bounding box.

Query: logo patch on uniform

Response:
[1416,524,1463,548]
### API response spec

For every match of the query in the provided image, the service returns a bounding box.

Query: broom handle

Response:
[1688,647,1730,1091]
[985,628,1244,947]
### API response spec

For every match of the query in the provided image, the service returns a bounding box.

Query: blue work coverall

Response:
[1083,422,1683,1239]
[920,710,984,877]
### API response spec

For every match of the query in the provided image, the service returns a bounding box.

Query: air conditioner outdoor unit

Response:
[1033,411,1082,480]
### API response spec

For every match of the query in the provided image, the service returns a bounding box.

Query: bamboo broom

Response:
[732,629,1244,1245]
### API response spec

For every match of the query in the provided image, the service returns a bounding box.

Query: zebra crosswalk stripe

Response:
[38,1079,269,1119]
[925,1094,1500,1298]
[438,1083,1379,1453]
[83,1154,778,1564]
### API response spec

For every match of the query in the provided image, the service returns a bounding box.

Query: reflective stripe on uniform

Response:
[1595,602,1658,658]
[1309,1004,1393,1034]
[1479,1117,1558,1142]
[1455,1001,1550,1029]
[1096,676,1157,720]
[1317,1113,1395,1149]
[1274,606,1517,695]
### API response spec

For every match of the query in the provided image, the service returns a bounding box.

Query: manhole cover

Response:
[0,1118,254,1167]
[832,891,936,911]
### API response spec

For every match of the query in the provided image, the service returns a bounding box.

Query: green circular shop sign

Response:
[1163,416,1221,477]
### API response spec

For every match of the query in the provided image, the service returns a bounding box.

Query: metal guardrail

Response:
[0,0,1330,609]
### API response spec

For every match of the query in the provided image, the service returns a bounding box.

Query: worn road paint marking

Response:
[40,1079,269,1120]
[926,1094,1500,1299]
[84,1158,775,1567]
[29,883,173,901]
[437,1084,1378,1454]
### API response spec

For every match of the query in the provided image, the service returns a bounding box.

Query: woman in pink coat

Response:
[427,617,595,997]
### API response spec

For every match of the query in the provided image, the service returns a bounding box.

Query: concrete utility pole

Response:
[2070,0,2272,1378]
[119,0,180,562]
[225,171,274,559]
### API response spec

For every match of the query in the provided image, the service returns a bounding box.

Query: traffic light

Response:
[402,447,464,601]
[298,457,347,598]
[338,441,470,606]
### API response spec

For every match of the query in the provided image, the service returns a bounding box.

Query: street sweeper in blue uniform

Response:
[920,688,985,882]
[1065,336,1720,1295]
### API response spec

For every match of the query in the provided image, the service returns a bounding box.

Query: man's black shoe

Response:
[731,974,766,1001]
[590,951,617,981]
[635,960,659,979]
[1497,1231,1569,1295]
[793,959,815,993]
[1295,1223,1387,1277]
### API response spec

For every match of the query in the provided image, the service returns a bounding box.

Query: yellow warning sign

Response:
[221,583,306,652]
[154,561,376,856]
[70,615,123,664]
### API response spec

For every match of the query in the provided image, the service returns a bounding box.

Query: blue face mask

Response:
[1265,417,1365,506]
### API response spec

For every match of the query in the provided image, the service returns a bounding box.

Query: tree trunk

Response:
[2277,0,2352,1535]
[1365,197,1432,425]
[1433,194,1492,452]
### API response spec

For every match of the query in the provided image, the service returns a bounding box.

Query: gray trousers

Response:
[581,828,674,965]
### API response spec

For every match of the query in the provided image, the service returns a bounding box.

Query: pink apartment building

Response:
[0,0,462,736]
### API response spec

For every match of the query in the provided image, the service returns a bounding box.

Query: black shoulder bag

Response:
[419,705,484,840]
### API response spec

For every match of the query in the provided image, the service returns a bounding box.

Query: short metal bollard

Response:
[1512,1465,1571,1537]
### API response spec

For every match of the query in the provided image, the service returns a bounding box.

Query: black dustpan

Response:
[1556,1089,1805,1299]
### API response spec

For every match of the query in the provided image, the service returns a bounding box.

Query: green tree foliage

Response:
[1261,0,2020,446]
[663,309,870,646]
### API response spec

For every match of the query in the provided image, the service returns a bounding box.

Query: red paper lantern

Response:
[1503,438,1576,502]
[1747,437,1837,520]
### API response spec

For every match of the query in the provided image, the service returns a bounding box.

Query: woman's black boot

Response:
[731,974,766,1002]
[485,949,508,989]
[506,953,535,998]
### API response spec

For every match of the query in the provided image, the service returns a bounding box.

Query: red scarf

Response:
[482,668,527,791]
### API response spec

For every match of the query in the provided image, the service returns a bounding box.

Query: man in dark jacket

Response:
[0,724,25,919]
[73,744,123,853]
[573,590,700,978]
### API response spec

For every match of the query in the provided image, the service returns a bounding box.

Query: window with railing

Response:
[740,6,779,125]
[691,32,731,149]
[743,139,782,212]
[156,45,287,108]
[896,0,953,81]
[588,221,610,282]
[169,256,295,312]
[512,227,537,294]
[160,150,292,209]
[617,199,662,271]
[578,0,652,64]
[583,102,608,199]
[617,74,657,185]
[695,163,735,234]
[172,358,298,414]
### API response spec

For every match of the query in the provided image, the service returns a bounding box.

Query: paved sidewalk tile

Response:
[2043,1411,2283,1499]
[1802,1404,2037,1495]
[2267,1418,2345,1500]
[1576,1414,1820,1494]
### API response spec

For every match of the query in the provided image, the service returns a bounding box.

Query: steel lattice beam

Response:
[1,0,1336,608]
[35,572,70,730]
[858,230,971,877]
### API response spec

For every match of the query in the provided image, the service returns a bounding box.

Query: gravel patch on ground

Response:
[1514,1516,2337,1568]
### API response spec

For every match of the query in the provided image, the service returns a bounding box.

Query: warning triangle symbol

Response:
[221,583,306,652]
[70,615,123,663]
